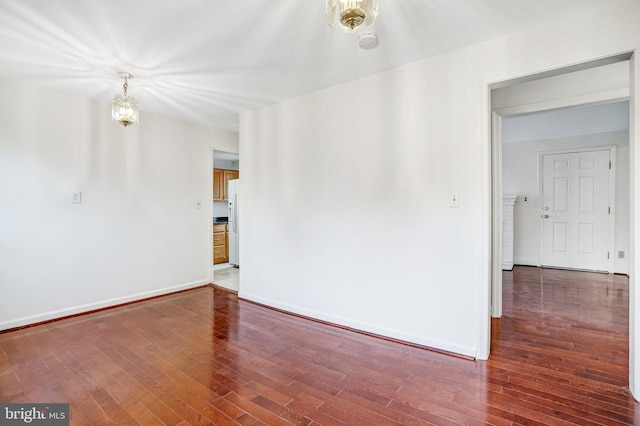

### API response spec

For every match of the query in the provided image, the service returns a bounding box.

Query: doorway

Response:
[488,54,634,384]
[212,149,240,292]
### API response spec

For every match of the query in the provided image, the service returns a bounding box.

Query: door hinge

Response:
[608,251,610,259]
[609,160,612,169]
[609,206,611,214]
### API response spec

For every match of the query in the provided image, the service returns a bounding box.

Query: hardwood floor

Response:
[1,266,638,425]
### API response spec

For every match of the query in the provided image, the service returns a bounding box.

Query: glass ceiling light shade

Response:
[112,72,139,127]
[326,0,378,33]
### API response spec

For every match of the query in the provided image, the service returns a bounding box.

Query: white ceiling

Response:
[502,101,630,144]
[0,0,622,132]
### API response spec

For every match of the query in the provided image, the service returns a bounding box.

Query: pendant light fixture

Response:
[112,72,139,127]
[326,0,378,33]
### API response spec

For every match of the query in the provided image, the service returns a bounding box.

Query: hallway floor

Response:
[213,266,239,292]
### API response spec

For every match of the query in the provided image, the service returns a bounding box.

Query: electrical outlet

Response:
[523,196,528,203]
[618,251,625,259]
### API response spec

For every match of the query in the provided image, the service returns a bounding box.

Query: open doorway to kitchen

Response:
[212,149,240,292]
[488,52,634,389]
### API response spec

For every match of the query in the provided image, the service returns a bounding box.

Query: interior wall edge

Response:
[627,47,639,401]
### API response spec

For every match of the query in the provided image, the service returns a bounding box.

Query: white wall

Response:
[239,0,640,362]
[242,51,499,355]
[503,131,630,273]
[213,202,229,218]
[0,80,238,330]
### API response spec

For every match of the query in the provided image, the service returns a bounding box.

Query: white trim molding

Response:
[0,279,209,331]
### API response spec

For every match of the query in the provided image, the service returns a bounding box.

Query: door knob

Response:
[544,207,550,211]
[543,214,550,218]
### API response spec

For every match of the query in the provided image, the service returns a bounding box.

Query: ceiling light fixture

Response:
[112,72,139,127]
[326,0,378,33]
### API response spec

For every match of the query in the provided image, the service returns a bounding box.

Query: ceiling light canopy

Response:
[358,32,379,49]
[326,0,378,33]
[112,72,139,127]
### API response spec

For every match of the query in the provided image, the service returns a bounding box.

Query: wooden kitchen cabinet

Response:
[223,170,239,201]
[213,168,238,201]
[213,223,228,264]
[213,169,224,201]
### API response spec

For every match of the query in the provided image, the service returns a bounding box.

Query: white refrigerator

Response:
[227,179,239,266]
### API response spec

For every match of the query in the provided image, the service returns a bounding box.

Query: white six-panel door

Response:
[541,150,611,271]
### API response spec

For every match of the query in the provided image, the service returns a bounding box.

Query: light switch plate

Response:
[71,192,82,204]
[450,192,460,207]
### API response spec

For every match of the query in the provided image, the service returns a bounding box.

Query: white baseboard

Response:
[513,256,539,267]
[213,263,231,271]
[614,265,629,275]
[0,279,209,331]
[238,291,477,359]
[513,257,629,275]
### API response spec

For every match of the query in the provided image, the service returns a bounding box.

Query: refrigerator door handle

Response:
[233,192,238,233]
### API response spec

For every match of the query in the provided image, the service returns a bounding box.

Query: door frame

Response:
[211,148,241,290]
[482,50,637,398]
[211,149,227,282]
[537,146,617,273]
[491,112,504,318]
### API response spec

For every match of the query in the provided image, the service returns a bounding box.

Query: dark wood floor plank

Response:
[285,399,348,426]
[1,267,639,424]
[223,391,294,426]
[109,368,184,425]
[335,390,436,426]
